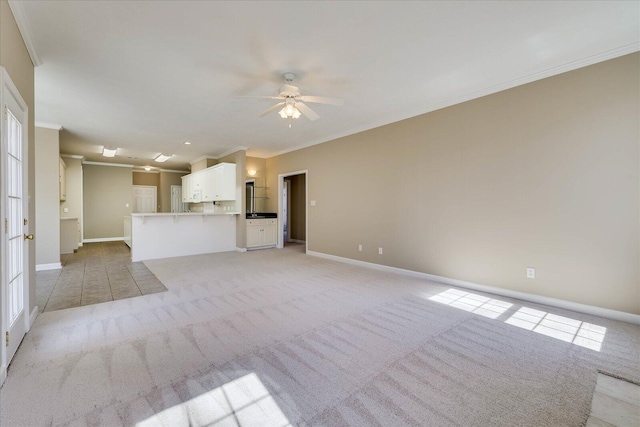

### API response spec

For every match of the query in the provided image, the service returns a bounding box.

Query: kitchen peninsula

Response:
[128,212,239,262]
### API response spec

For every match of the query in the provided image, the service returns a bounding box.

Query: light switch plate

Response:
[310,200,316,206]
[526,267,535,279]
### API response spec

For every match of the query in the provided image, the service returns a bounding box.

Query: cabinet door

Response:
[247,226,262,247]
[263,220,277,246]
[181,175,190,203]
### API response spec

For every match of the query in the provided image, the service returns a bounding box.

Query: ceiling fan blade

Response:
[239,96,282,100]
[296,102,319,121]
[299,95,343,105]
[258,102,285,117]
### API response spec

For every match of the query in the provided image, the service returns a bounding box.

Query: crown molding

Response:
[60,154,84,160]
[189,155,217,166]
[132,169,159,174]
[189,146,248,165]
[263,42,640,159]
[35,122,63,131]
[215,146,248,159]
[7,1,42,67]
[82,161,134,168]
[160,169,190,173]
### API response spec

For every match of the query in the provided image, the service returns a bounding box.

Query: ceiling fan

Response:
[248,73,343,121]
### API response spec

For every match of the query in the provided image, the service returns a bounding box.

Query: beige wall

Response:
[34,128,60,266]
[60,157,83,244]
[286,174,306,241]
[217,151,246,248]
[83,164,133,239]
[132,171,159,186]
[1,0,36,314]
[246,156,267,181]
[159,171,186,212]
[191,158,217,172]
[267,53,639,315]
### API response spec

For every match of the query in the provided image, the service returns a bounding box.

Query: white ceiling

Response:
[12,1,640,170]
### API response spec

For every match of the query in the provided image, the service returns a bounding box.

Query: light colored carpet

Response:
[1,246,638,426]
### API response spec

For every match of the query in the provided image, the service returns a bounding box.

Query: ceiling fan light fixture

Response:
[154,153,172,163]
[279,104,301,119]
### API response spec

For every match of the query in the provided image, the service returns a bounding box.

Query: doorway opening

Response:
[277,171,307,252]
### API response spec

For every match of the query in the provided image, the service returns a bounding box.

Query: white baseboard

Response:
[235,247,247,253]
[307,250,640,325]
[35,262,62,271]
[83,237,125,243]
[288,239,306,244]
[78,242,83,247]
[28,306,38,331]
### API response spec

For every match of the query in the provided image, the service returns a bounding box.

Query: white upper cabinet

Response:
[182,162,237,203]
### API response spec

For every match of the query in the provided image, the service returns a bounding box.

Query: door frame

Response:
[277,170,307,251]
[0,66,32,385]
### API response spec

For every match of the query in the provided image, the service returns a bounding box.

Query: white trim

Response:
[288,239,306,244]
[133,169,160,174]
[189,147,249,165]
[215,146,248,159]
[61,154,84,160]
[277,170,308,253]
[307,251,640,325]
[0,364,5,387]
[160,169,190,173]
[82,160,134,168]
[7,1,42,67]
[35,262,62,271]
[235,247,247,253]
[83,237,125,243]
[258,43,640,160]
[35,122,63,131]
[189,155,217,165]
[28,306,38,330]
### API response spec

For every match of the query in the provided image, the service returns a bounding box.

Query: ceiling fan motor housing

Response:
[279,84,300,98]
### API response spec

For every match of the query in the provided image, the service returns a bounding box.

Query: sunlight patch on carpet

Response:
[429,288,606,351]
[136,373,292,427]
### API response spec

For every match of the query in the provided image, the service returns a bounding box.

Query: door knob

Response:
[24,234,34,240]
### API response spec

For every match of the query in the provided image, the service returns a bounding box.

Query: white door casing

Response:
[132,185,157,213]
[171,185,184,213]
[277,170,308,251]
[1,67,31,380]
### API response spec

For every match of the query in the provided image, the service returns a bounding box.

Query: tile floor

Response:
[587,373,640,426]
[36,241,167,312]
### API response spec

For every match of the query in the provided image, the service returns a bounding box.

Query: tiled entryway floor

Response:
[37,241,167,313]
[587,373,640,426]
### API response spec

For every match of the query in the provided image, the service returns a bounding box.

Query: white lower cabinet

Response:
[246,218,277,249]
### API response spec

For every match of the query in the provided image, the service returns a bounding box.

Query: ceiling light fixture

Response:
[144,166,151,171]
[278,100,301,119]
[102,147,117,157]
[184,141,191,145]
[154,153,172,163]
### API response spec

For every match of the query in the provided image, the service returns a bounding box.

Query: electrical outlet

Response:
[526,267,535,279]
[358,244,362,252]
[63,208,69,213]
[310,200,316,206]
[378,247,383,255]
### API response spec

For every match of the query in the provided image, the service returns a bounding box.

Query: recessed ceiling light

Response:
[154,153,172,163]
[184,141,191,145]
[102,147,117,157]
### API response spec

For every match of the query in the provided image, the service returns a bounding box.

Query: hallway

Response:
[36,241,167,312]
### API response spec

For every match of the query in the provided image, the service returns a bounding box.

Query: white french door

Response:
[1,67,30,370]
